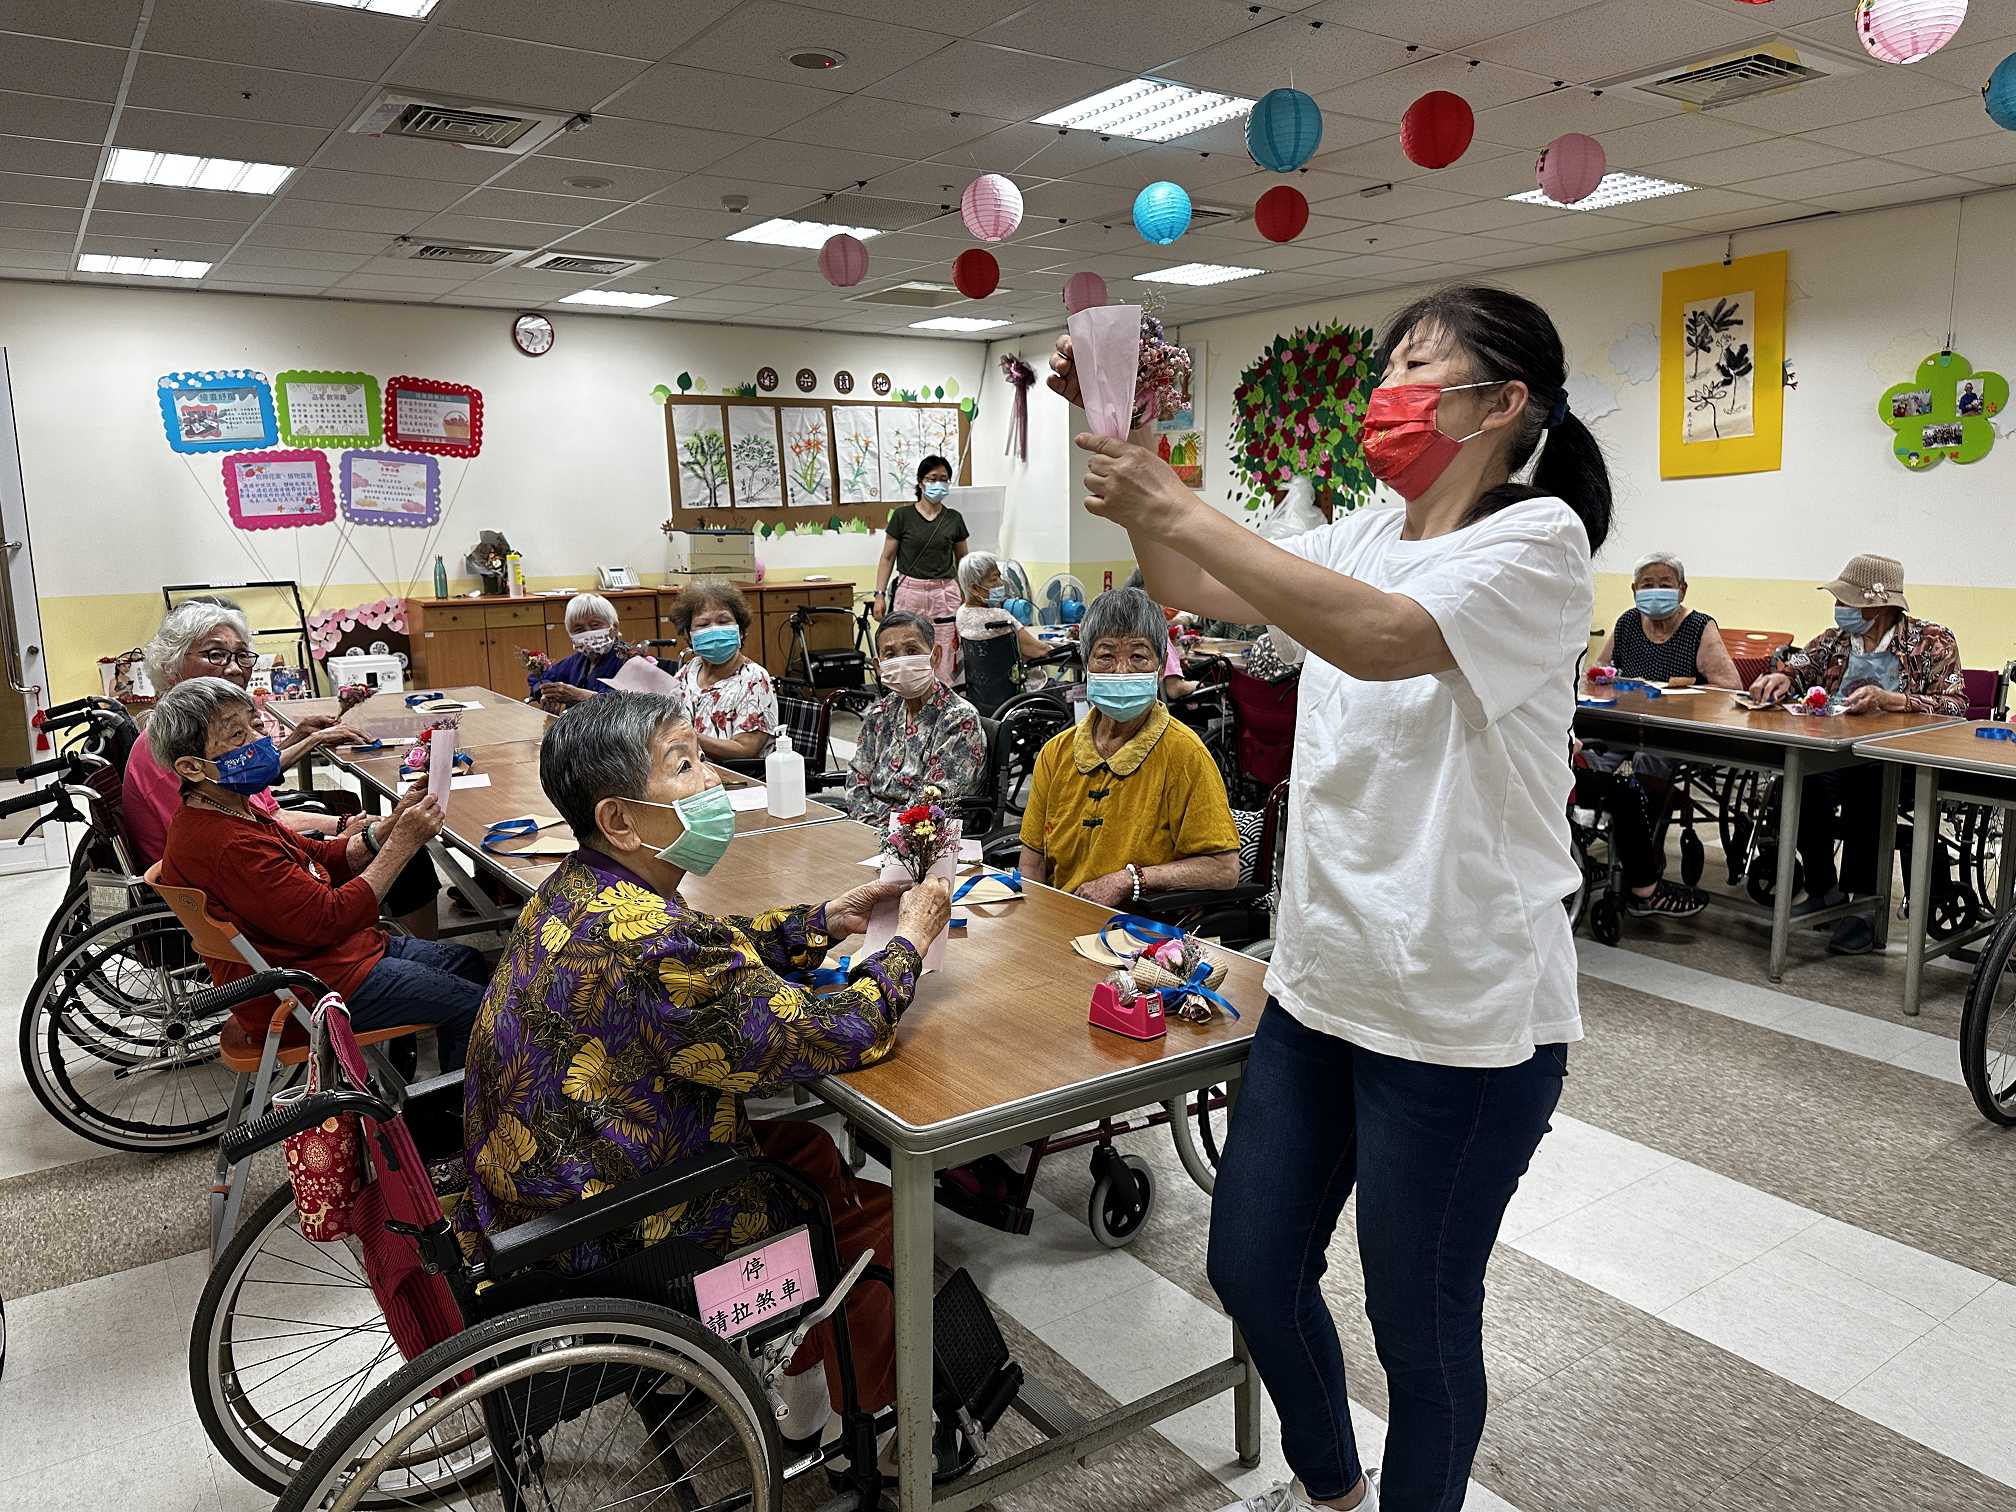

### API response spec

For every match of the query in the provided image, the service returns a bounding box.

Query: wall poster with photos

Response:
[1877,350,2006,471]
[1659,251,1786,479]
[664,396,969,529]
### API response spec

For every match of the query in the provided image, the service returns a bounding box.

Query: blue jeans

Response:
[1207,1004,1566,1510]
[344,935,489,1071]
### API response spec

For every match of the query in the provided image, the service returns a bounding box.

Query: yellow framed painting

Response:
[1659,251,1786,479]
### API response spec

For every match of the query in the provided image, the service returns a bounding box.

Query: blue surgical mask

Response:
[205,735,282,794]
[1635,588,1681,619]
[1834,604,1872,636]
[690,625,742,665]
[921,481,950,503]
[627,784,736,876]
[1087,672,1159,722]
[985,586,1008,607]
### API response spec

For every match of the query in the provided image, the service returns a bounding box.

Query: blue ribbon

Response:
[1097,913,1186,959]
[480,817,540,852]
[1156,962,1240,1020]
[952,868,1021,902]
[345,737,386,753]
[799,955,853,989]
[1976,725,2016,742]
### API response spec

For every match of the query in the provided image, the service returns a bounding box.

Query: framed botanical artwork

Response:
[833,406,881,504]
[780,407,834,506]
[1660,251,1786,479]
[670,403,730,507]
[727,404,783,507]
[877,406,924,500]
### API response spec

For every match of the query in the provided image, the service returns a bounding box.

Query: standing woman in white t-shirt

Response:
[1050,286,1607,1512]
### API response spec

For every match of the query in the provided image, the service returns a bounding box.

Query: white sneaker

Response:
[1216,1473,1378,1512]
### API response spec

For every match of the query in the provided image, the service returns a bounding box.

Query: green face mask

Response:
[626,784,736,875]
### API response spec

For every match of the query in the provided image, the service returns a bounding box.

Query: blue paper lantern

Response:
[1987,51,2016,130]
[1245,87,1324,172]
[1133,180,1192,245]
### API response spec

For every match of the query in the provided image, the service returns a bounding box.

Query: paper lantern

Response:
[1245,87,1323,172]
[1986,50,2016,127]
[1400,91,1474,169]
[818,233,868,288]
[1133,180,1192,245]
[1254,185,1310,242]
[1063,270,1108,314]
[1857,0,1967,63]
[1535,132,1607,204]
[960,173,1023,242]
[952,248,1000,300]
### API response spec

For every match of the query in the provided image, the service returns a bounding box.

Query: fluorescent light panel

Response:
[1133,262,1263,287]
[910,316,1010,332]
[1036,78,1254,143]
[107,148,292,195]
[77,254,210,279]
[727,218,883,249]
[297,0,439,15]
[1508,172,1692,211]
[559,290,675,308]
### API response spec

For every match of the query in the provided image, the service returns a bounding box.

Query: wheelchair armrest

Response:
[980,833,1023,869]
[483,1147,753,1280]
[403,1068,465,1113]
[1136,883,1270,919]
[807,770,849,795]
[275,792,345,814]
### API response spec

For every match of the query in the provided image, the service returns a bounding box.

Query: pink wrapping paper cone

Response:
[1067,303,1142,439]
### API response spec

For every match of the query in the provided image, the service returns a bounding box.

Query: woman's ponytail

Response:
[1529,410,1612,555]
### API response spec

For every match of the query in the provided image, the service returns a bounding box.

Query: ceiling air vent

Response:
[847,281,971,309]
[351,92,573,155]
[1619,39,1862,110]
[400,242,526,266]
[523,251,650,277]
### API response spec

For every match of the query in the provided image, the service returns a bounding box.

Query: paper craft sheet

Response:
[1066,303,1142,439]
[861,852,956,972]
[608,656,680,695]
[427,725,459,807]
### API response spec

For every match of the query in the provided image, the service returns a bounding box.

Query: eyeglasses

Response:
[196,649,260,671]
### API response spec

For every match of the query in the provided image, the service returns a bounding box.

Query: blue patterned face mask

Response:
[205,735,281,794]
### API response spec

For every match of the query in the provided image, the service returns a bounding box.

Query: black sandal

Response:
[1625,880,1709,919]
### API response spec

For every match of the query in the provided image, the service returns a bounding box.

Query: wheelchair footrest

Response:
[934,1267,1022,1438]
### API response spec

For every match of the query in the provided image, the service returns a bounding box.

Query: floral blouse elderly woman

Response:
[847,609,986,829]
[668,578,780,763]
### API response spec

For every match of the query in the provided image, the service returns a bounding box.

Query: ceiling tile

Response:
[980,0,1263,70]
[1584,110,1778,168]
[1017,178,1134,223]
[1733,156,1921,199]
[0,170,88,207]
[674,2,957,91]
[1314,133,1520,186]
[1569,222,1704,252]
[1801,175,1982,211]
[1649,136,1858,188]
[204,243,367,272]
[80,233,231,260]
[1715,63,1969,134]
[3,35,127,101]
[548,117,753,174]
[0,0,142,46]
[454,186,618,226]
[289,168,473,212]
[432,0,740,59]
[333,273,473,293]
[1207,163,1389,204]
[925,123,1150,181]
[1483,207,1658,244]
[1386,150,1542,199]
[610,62,842,129]
[494,156,683,201]
[1905,30,2016,88]
[1303,0,1604,49]
[305,133,503,184]
[774,96,1008,157]
[1691,0,1849,22]
[630,175,815,216]
[0,134,96,178]
[266,196,433,233]
[92,182,268,220]
[1164,20,1415,98]
[0,88,110,144]
[703,138,910,191]
[0,225,75,252]
[1886,131,2016,174]
[244,222,397,254]
[142,0,416,78]
[410,212,570,246]
[1318,56,1559,126]
[390,30,651,113]
[0,202,79,230]
[1473,0,1770,82]
[1309,180,1477,222]
[211,260,343,286]
[113,107,326,165]
[1472,87,1677,151]
[1802,95,2009,155]
[859,41,1126,117]
[1600,184,1785,224]
[598,202,766,240]
[1067,141,1266,190]
[125,54,369,128]
[87,207,250,240]
[1394,197,1573,234]
[549,230,714,264]
[1296,218,1463,253]
[0,250,70,270]
[851,161,997,208]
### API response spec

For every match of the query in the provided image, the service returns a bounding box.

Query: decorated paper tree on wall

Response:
[1228,322,1379,512]
[681,427,729,506]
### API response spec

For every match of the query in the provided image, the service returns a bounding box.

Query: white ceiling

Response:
[5,0,2016,338]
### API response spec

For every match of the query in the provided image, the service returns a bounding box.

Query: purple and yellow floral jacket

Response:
[458,849,919,1273]
[1771,615,1966,716]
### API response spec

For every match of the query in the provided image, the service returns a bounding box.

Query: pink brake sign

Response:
[694,1226,821,1340]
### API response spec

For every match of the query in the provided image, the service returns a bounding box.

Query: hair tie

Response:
[1545,391,1570,430]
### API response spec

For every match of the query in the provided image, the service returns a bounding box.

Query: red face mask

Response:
[1360,380,1504,500]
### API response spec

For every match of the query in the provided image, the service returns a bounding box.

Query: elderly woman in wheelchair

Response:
[846,608,987,829]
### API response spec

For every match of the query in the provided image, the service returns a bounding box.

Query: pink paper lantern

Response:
[1535,132,1606,204]
[818,233,869,287]
[960,173,1023,242]
[1063,270,1108,314]
[1856,0,1967,63]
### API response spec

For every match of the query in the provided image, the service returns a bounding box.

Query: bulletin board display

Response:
[385,375,483,458]
[223,449,336,531]
[276,369,382,449]
[340,449,440,527]
[157,370,277,454]
[664,396,970,530]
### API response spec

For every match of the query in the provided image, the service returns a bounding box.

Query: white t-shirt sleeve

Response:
[1398,501,1594,728]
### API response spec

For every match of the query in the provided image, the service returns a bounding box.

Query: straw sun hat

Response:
[1820,553,1908,611]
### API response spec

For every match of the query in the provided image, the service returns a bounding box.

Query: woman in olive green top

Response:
[874,454,969,674]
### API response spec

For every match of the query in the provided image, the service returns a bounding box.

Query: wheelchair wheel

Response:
[1744,845,1803,909]
[1589,896,1622,946]
[276,1298,781,1512]
[1087,1149,1155,1249]
[1679,828,1706,889]
[17,904,235,1150]
[36,880,92,974]
[193,1182,477,1503]
[1960,909,2016,1126]
[1166,1087,1226,1195]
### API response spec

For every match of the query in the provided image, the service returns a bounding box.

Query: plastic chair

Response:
[1961,668,1999,721]
[142,863,426,1256]
[1719,628,1793,660]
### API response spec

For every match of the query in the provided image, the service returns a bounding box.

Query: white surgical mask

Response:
[880,654,936,698]
[571,627,614,655]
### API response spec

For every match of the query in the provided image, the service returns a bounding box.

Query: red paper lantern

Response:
[1254,185,1310,243]
[952,248,1000,300]
[1400,91,1474,170]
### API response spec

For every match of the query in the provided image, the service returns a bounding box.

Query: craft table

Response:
[1183,637,1256,664]
[266,684,555,748]
[679,818,1268,1512]
[1574,689,1961,980]
[1855,722,2016,1016]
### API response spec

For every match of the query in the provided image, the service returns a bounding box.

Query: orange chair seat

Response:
[217,1014,433,1075]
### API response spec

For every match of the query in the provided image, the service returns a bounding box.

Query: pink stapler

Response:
[1089,980,1166,1041]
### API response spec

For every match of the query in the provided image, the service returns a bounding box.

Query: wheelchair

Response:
[193,982,1022,1509]
[1962,904,2016,1125]
[1565,751,1712,944]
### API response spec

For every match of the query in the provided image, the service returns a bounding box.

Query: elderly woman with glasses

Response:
[458,692,952,1431]
[123,600,444,935]
[1018,587,1239,908]
[149,677,488,1068]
